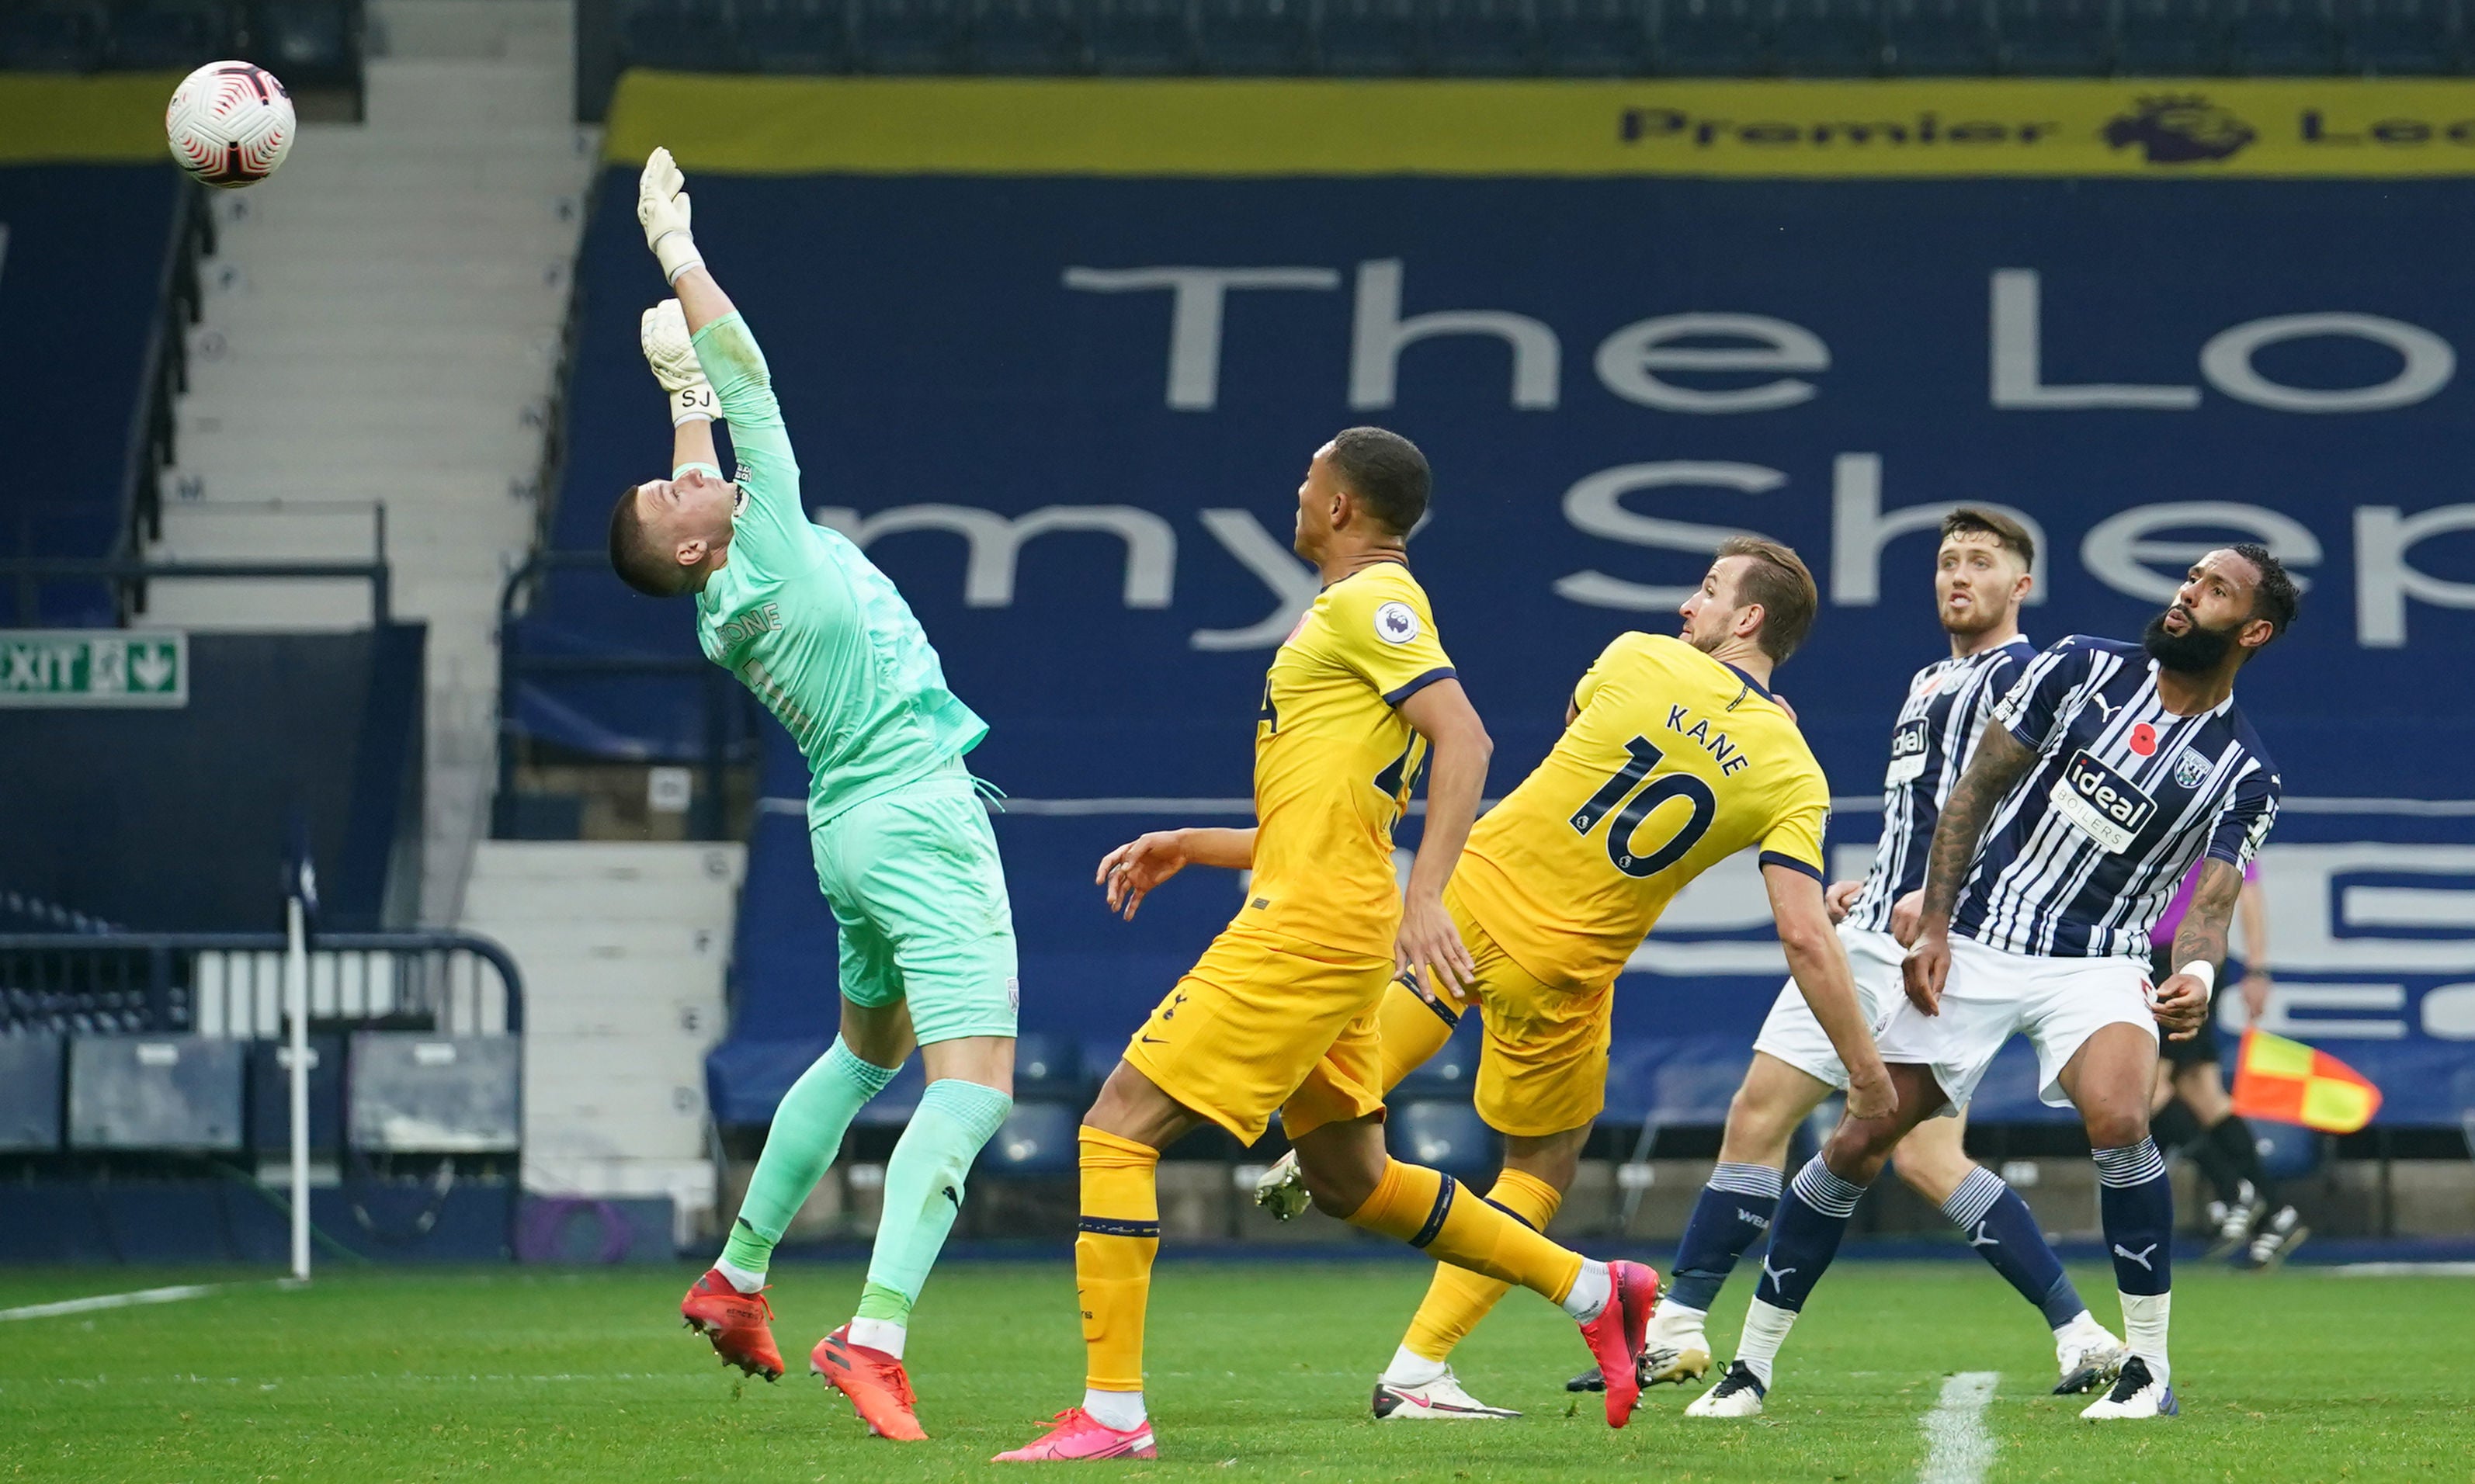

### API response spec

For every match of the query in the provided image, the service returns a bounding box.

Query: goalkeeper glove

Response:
[637,147,703,286]
[641,298,718,426]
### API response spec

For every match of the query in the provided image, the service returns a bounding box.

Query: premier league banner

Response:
[539,78,2475,1123]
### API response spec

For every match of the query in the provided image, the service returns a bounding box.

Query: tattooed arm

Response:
[1901,725,2039,1016]
[2152,858,2242,1040]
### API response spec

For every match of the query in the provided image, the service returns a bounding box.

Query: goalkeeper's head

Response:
[609,468,735,597]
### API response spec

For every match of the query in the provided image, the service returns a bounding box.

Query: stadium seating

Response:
[1880,0,1998,71]
[1089,0,1198,69]
[1994,0,2116,71]
[1536,0,1651,70]
[1013,1032,1086,1101]
[2253,1118,2327,1180]
[0,2,111,70]
[739,0,855,71]
[252,0,361,88]
[970,0,1086,68]
[1390,1017,1482,1101]
[983,1099,1081,1173]
[1317,0,1424,74]
[1196,0,1311,72]
[2346,0,2462,70]
[1387,1101,1498,1179]
[583,0,2471,79]
[1768,0,1890,75]
[2116,0,2227,73]
[1428,0,1534,72]
[0,139,193,626]
[109,0,229,64]
[1656,0,1771,72]
[622,0,745,68]
[853,0,967,69]
[2227,0,2343,70]
[0,0,360,78]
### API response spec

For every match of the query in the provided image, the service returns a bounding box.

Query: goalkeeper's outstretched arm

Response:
[637,146,788,449]
[637,146,728,324]
[640,297,720,472]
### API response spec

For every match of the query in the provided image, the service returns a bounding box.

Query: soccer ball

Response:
[165,61,295,189]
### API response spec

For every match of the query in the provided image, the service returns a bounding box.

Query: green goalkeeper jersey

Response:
[688,311,987,823]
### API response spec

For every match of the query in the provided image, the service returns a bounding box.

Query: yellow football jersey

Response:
[1452,632,1830,990]
[1242,561,1456,958]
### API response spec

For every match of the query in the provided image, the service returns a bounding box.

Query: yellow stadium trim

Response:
[0,73,186,165]
[605,75,2475,178]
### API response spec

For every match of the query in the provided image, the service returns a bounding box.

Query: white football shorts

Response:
[1872,931,2157,1114]
[1750,924,1907,1093]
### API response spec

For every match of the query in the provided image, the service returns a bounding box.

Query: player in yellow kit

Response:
[995,428,1658,1463]
[1256,536,1897,1420]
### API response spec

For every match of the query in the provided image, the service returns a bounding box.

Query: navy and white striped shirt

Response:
[1844,636,2036,936]
[1953,636,2280,960]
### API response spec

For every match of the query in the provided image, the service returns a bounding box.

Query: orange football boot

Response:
[1578,1260,1661,1427]
[679,1268,784,1382]
[812,1324,927,1441]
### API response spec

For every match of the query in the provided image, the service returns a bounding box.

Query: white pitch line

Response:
[0,1278,303,1323]
[1918,1371,2001,1484]
[2327,1261,2475,1278]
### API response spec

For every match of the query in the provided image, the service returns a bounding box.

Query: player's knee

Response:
[1719,1084,1798,1166]
[1820,1118,1898,1184]
[1888,1140,1969,1203]
[1504,1130,1587,1194]
[1300,1160,1378,1219]
[2082,1104,2150,1150]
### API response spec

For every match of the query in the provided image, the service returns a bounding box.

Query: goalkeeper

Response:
[613,147,1019,1444]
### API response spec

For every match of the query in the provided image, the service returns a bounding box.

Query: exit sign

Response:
[0,631,187,708]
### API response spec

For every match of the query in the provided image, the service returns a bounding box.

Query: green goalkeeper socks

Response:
[719,1038,897,1279]
[854,1078,1013,1330]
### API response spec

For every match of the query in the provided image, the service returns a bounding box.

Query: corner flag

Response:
[2229,1028,2382,1134]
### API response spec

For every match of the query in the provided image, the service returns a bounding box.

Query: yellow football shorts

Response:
[1451,886,1616,1139]
[1122,921,1394,1145]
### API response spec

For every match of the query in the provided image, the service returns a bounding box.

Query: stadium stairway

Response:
[143,0,598,924]
[460,840,745,1244]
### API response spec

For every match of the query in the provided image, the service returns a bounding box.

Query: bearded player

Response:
[612,150,1018,1442]
[1693,546,2293,1423]
[1259,536,1899,1420]
[1619,510,2124,1410]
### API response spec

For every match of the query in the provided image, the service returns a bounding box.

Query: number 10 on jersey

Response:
[1568,736,1717,879]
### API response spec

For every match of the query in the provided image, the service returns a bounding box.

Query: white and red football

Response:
[165,61,295,189]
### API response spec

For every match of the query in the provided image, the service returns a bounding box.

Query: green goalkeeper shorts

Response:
[810,760,1020,1047]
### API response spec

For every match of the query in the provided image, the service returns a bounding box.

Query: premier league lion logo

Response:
[2103,95,2258,164]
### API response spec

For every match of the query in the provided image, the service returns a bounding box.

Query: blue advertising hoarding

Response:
[538,79,2475,1125]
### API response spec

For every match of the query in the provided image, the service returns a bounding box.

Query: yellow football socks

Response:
[1075,1125,1161,1394]
[1347,1158,1585,1304]
[1401,1167,1565,1361]
[1374,976,1460,1092]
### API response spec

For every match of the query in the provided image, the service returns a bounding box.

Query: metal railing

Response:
[0,890,121,937]
[0,931,524,1039]
[495,549,754,841]
[120,179,214,566]
[523,181,592,559]
[3,555,394,629]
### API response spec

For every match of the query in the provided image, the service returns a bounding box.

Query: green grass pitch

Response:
[3,1260,2470,1482]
